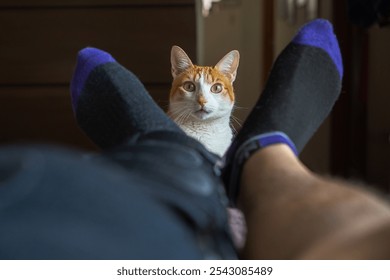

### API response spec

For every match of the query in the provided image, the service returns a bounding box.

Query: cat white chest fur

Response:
[168,46,240,157]
[177,115,233,156]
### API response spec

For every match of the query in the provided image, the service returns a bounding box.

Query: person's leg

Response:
[68,47,237,259]
[222,19,343,204]
[222,18,390,259]
[240,145,390,259]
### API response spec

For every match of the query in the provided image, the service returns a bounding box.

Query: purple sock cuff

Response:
[235,132,298,166]
[256,132,298,156]
[70,47,116,111]
[292,19,343,79]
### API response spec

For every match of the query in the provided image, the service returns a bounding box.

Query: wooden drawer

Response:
[0,5,195,85]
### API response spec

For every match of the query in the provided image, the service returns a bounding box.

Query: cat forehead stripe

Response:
[191,67,221,83]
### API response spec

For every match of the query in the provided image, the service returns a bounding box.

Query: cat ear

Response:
[171,45,194,78]
[215,50,240,82]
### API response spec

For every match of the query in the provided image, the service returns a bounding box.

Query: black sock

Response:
[222,19,343,205]
[70,47,183,149]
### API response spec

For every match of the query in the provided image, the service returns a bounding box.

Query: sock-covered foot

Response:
[70,47,183,149]
[222,19,343,205]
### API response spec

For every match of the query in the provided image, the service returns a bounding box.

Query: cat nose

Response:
[198,95,207,107]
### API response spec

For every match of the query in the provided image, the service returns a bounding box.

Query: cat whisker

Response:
[172,112,185,124]
[176,107,193,117]
[172,107,192,125]
[230,115,242,128]
[230,115,242,136]
[169,105,191,119]
[183,111,193,123]
[233,105,249,111]
[176,113,187,124]
[230,124,238,135]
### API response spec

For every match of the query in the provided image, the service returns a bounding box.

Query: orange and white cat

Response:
[168,45,240,156]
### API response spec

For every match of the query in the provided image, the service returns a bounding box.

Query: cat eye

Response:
[211,83,223,94]
[182,81,196,92]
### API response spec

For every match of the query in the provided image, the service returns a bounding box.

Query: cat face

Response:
[169,46,239,122]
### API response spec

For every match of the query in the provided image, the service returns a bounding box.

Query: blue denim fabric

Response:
[0,133,236,259]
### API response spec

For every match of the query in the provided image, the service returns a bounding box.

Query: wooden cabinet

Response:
[0,0,196,149]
